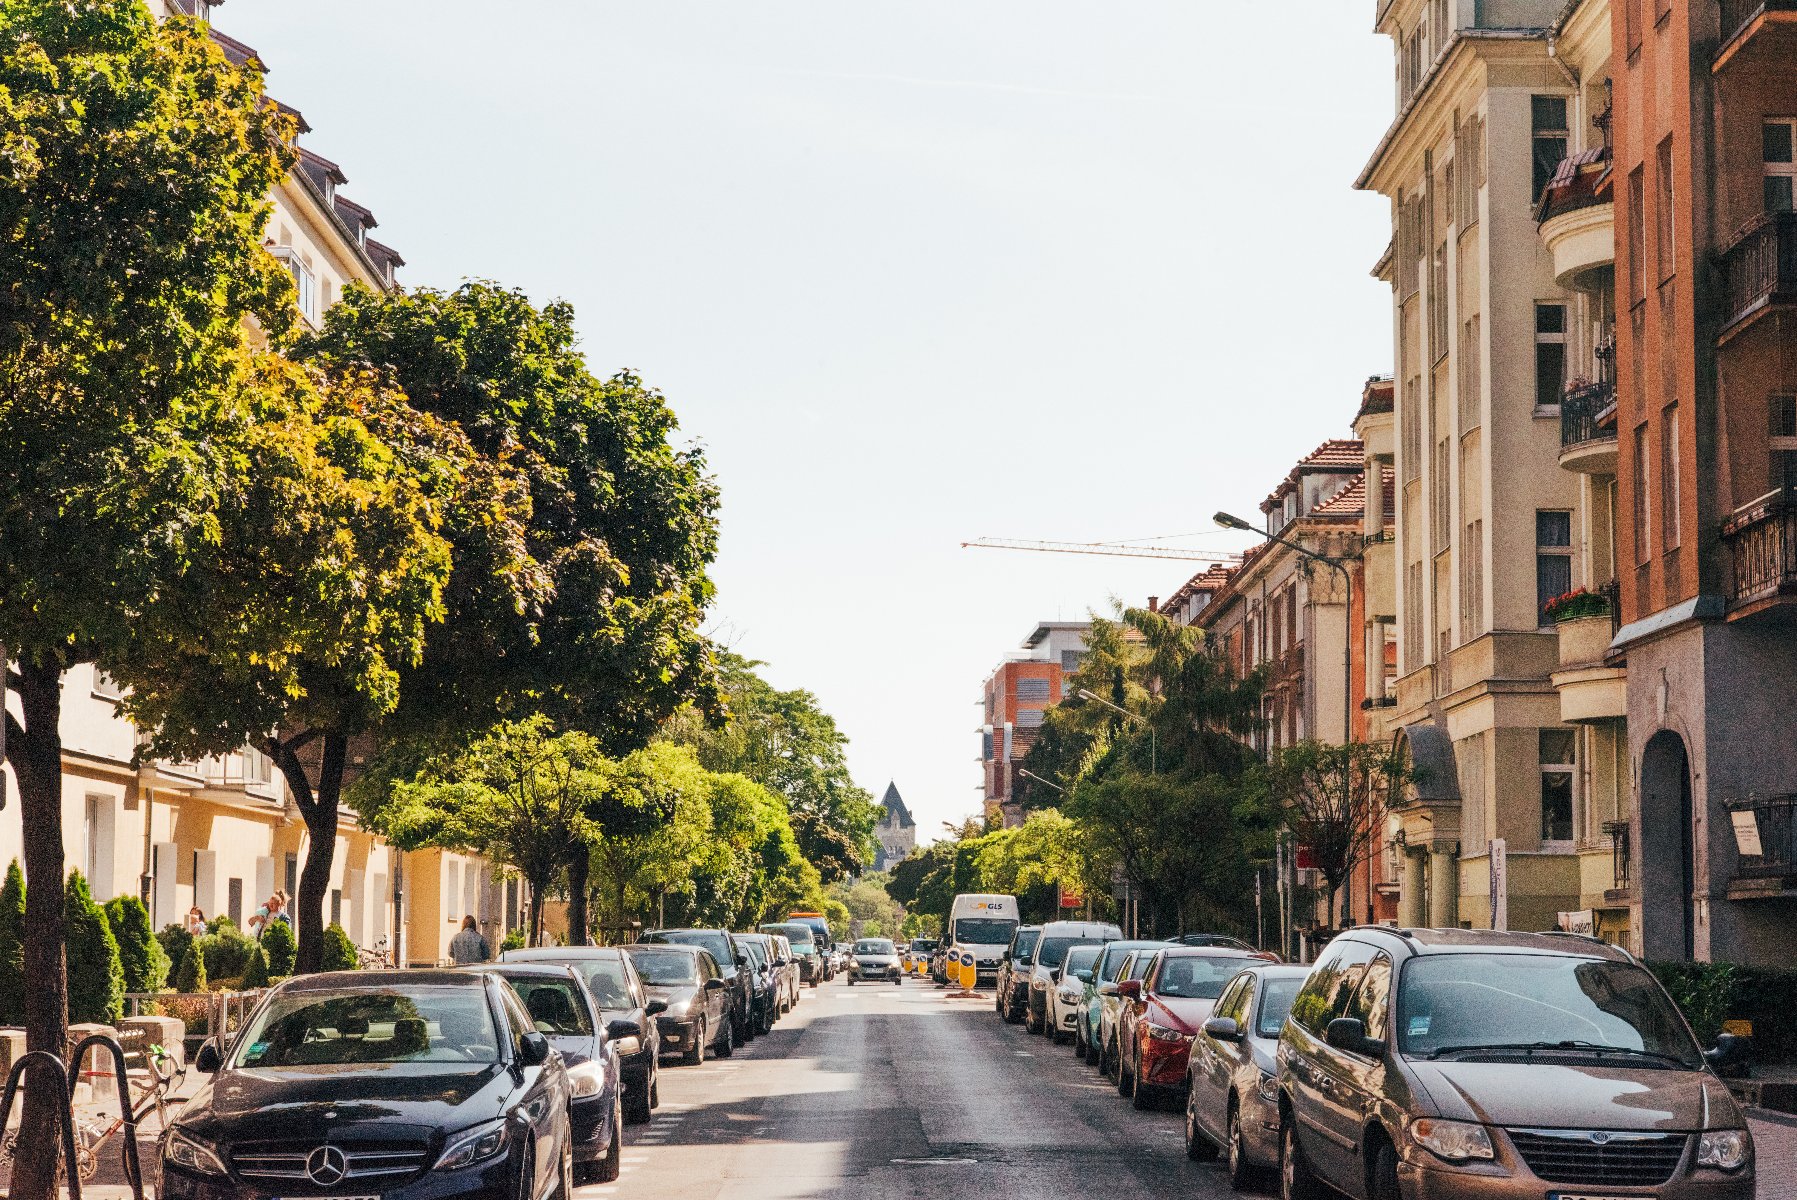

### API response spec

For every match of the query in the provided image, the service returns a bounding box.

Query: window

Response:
[1454,114,1485,226]
[1656,137,1677,283]
[1661,406,1681,548]
[227,877,243,926]
[1535,303,1568,410]
[1347,953,1394,1042]
[1627,167,1646,305]
[1432,438,1451,551]
[1060,649,1083,672]
[1625,0,1642,53]
[1531,96,1570,201]
[1772,396,1797,496]
[288,256,318,325]
[331,888,342,927]
[243,743,274,785]
[1459,519,1485,640]
[1291,939,1378,1036]
[1633,427,1652,564]
[1536,510,1573,623]
[284,852,298,897]
[1014,708,1045,729]
[1766,121,1796,213]
[1015,678,1050,701]
[1401,380,1423,481]
[1540,729,1577,845]
[91,669,123,701]
[1404,560,1424,667]
[1430,242,1449,359]
[1458,315,1482,430]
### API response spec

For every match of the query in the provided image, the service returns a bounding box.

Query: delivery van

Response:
[948,893,1019,987]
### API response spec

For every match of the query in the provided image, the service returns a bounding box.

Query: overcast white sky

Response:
[223,1,1396,843]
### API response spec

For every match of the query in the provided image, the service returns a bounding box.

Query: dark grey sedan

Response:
[1183,963,1307,1188]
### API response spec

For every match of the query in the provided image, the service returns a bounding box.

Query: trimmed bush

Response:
[156,923,194,988]
[198,928,257,982]
[1649,959,1797,1063]
[104,895,169,996]
[174,945,207,992]
[500,927,525,952]
[260,917,297,976]
[322,923,359,972]
[66,870,125,1024]
[0,861,24,1025]
[242,945,271,989]
[205,914,238,936]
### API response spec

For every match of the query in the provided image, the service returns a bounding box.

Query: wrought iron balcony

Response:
[1603,819,1632,894]
[1559,376,1618,474]
[1723,496,1797,611]
[1728,794,1797,883]
[1718,0,1797,67]
[1719,212,1797,339]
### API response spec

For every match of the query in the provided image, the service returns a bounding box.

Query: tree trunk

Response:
[270,729,345,975]
[565,852,590,946]
[527,875,546,947]
[9,657,69,1200]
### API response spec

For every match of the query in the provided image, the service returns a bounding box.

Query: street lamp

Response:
[1017,768,1066,795]
[1212,512,1355,746]
[1076,688,1155,775]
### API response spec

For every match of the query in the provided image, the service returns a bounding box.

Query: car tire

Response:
[847,976,856,986]
[1185,1087,1220,1161]
[1226,1100,1256,1192]
[596,1093,623,1183]
[1130,1051,1155,1110]
[1052,1025,1069,1046]
[685,1020,705,1066]
[1116,1044,1133,1095]
[1281,1117,1324,1200]
[515,1145,534,1200]
[1102,1036,1117,1081]
[809,978,819,989]
[624,1072,653,1125]
[1370,1141,1400,1200]
[550,1127,573,1200]
[650,1070,660,1110]
[1073,1026,1086,1058]
[715,1016,735,1059]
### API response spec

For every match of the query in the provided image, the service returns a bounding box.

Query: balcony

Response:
[1559,379,1618,474]
[1603,819,1632,904]
[1726,794,1797,899]
[1718,212,1797,343]
[1723,496,1797,617]
[1550,585,1625,723]
[1716,0,1797,72]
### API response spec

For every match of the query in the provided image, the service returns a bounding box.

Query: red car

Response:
[1115,946,1268,1111]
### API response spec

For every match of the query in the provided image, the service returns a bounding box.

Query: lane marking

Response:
[891,1158,979,1166]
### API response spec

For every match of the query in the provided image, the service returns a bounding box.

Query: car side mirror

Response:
[1203,1016,1242,1043]
[607,1017,643,1042]
[1097,981,1118,996]
[1116,979,1142,1001]
[193,1041,222,1074]
[644,999,669,1017]
[736,954,750,968]
[518,1031,552,1067]
[704,978,727,991]
[1325,1017,1385,1058]
[1074,970,1093,983]
[1705,1032,1751,1077]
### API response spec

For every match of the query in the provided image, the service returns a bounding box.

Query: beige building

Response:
[1359,0,1621,940]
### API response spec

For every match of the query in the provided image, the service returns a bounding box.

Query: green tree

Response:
[242,946,271,989]
[0,6,294,1184]
[156,925,193,989]
[1256,740,1412,928]
[260,917,297,977]
[174,946,207,993]
[103,896,169,998]
[65,873,124,1025]
[0,862,24,1025]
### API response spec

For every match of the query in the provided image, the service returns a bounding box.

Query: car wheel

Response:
[685,1019,706,1066]
[1073,1025,1086,1058]
[716,1016,735,1059]
[596,1092,623,1183]
[650,1069,660,1109]
[1281,1117,1324,1200]
[1130,1050,1155,1110]
[624,1072,653,1125]
[1185,1087,1219,1161]
[1116,1043,1132,1095]
[1226,1099,1255,1192]
[1052,1024,1069,1046]
[1370,1140,1400,1200]
[847,975,856,986]
[1103,1036,1117,1081]
[550,1126,573,1200]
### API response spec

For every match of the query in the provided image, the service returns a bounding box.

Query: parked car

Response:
[1182,962,1307,1187]
[498,946,664,1124]
[769,934,801,1009]
[478,963,624,1184]
[1172,932,1266,955]
[1116,946,1266,1110]
[995,925,1042,1022]
[787,911,835,977]
[1077,940,1170,1064]
[621,943,734,1064]
[1276,927,1754,1200]
[1025,921,1121,1036]
[928,942,950,985]
[761,921,824,988]
[733,933,781,1031]
[162,970,574,1200]
[641,928,756,1044]
[1097,947,1161,1079]
[904,936,939,975]
[848,937,903,984]
[1047,944,1102,1046]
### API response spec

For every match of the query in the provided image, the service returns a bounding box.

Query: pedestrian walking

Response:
[448,915,491,965]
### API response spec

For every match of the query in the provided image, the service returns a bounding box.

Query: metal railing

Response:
[1561,380,1618,453]
[1723,496,1797,608]
[1603,819,1632,891]
[122,988,267,1057]
[1720,211,1797,333]
[1729,794,1797,879]
[1720,0,1797,52]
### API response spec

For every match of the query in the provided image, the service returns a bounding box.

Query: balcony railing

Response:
[1560,379,1617,453]
[1723,496,1797,609]
[1719,0,1797,56]
[1719,211,1797,336]
[1603,819,1632,892]
[1729,794,1797,880]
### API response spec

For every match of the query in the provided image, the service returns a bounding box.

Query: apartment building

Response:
[1360,0,1598,937]
[979,623,1089,827]
[1609,0,1797,964]
[0,1,510,970]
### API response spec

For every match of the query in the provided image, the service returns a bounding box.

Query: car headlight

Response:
[1057,987,1083,1003]
[1408,1118,1494,1163]
[661,999,691,1020]
[567,1060,606,1099]
[1697,1128,1750,1171]
[163,1129,227,1177]
[1145,1023,1188,1043]
[1256,1068,1279,1104]
[436,1119,510,1171]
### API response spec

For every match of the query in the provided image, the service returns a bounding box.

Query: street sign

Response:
[1058,885,1082,910]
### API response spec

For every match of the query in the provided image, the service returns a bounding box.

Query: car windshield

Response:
[1256,978,1302,1038]
[742,941,768,966]
[230,987,498,1067]
[856,939,895,955]
[1097,945,1149,983]
[1036,936,1104,969]
[1126,953,1157,982]
[628,950,700,986]
[1063,946,1101,978]
[648,931,736,975]
[562,960,632,1009]
[504,977,593,1036]
[1155,954,1259,999]
[764,924,815,948]
[1396,953,1702,1066]
[954,918,1018,946]
[1010,930,1040,961]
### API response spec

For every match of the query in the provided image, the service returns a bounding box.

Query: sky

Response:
[222,1,1397,844]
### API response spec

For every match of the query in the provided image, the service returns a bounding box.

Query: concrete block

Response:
[0,1027,24,1076]
[119,1015,186,1070]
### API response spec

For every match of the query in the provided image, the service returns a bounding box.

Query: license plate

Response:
[275,1195,378,1200]
[1550,1194,1634,1200]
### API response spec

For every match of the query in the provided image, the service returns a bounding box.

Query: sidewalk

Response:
[1752,1108,1797,1200]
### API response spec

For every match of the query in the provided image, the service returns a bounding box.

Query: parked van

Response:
[1024,919,1121,1035]
[948,893,1020,987]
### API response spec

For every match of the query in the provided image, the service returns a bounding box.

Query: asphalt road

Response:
[587,975,1245,1200]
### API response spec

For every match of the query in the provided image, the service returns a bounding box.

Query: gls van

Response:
[947,893,1020,988]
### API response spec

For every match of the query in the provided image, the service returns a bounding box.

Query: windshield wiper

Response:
[1427,1040,1689,1065]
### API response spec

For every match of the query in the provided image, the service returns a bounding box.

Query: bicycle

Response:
[357,934,393,969]
[0,1036,186,1183]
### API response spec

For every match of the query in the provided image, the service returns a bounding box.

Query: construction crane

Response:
[961,537,1244,564]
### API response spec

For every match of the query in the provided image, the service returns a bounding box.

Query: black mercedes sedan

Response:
[640,928,754,1045]
[497,946,665,1125]
[160,970,572,1200]
[475,964,623,1184]
[621,943,734,1064]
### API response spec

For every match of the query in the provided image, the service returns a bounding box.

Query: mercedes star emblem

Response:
[306,1145,350,1186]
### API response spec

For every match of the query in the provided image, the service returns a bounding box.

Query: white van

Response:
[1024,919,1122,1036]
[948,893,1020,987]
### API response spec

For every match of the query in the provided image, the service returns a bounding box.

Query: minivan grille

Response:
[231,1142,430,1184]
[1507,1129,1687,1187]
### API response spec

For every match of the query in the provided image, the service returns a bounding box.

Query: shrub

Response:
[174,945,207,992]
[260,917,297,976]
[156,924,194,988]
[198,928,257,982]
[1649,959,1797,1063]
[1543,586,1612,623]
[242,945,271,989]
[0,861,24,1025]
[65,871,125,1024]
[104,895,169,996]
[322,923,359,972]
[205,914,238,936]
[501,927,526,951]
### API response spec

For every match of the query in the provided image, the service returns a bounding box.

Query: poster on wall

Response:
[1558,909,1595,936]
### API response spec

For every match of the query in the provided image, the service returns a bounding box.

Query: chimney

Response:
[1147,596,1160,613]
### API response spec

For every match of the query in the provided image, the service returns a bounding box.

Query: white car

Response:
[1047,944,1102,1046]
[1025,919,1121,1036]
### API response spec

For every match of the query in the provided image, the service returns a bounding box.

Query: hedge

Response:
[242,945,271,989]
[1649,959,1797,1063]
[260,917,296,976]
[174,945,207,992]
[65,870,124,1025]
[104,895,169,996]
[198,927,258,982]
[156,924,193,988]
